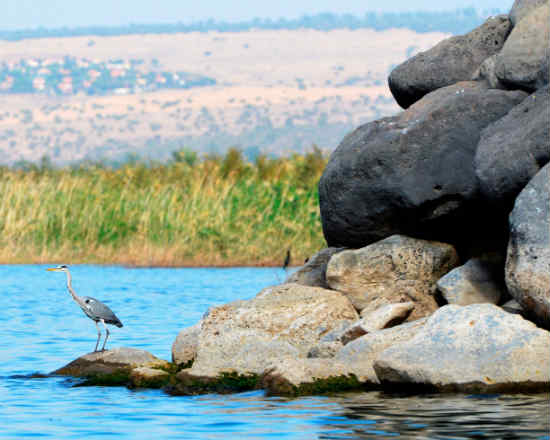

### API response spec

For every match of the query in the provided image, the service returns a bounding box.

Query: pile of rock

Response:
[171,0,550,394]
[54,0,549,396]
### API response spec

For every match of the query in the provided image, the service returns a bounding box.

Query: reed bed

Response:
[0,148,328,266]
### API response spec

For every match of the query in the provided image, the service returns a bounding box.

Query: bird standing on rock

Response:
[47,265,123,352]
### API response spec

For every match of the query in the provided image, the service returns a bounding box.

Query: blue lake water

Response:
[1,265,548,439]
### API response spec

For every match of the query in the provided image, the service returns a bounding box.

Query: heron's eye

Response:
[85,299,90,303]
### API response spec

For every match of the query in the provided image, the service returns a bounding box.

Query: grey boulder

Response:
[475,86,550,207]
[388,15,511,108]
[495,3,550,91]
[505,164,550,328]
[436,257,506,306]
[319,82,527,249]
[374,304,550,392]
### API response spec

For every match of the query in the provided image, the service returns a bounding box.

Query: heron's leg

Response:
[94,321,101,352]
[100,319,110,351]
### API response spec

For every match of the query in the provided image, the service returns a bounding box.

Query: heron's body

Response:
[47,265,123,351]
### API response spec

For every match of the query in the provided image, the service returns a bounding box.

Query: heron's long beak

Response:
[46,268,59,272]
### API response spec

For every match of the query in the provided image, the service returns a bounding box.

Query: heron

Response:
[47,265,123,352]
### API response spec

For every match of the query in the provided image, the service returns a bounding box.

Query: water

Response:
[1,265,548,439]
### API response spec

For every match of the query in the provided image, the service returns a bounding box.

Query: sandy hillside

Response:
[0,28,449,164]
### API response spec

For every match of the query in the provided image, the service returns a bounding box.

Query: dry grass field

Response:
[0,28,449,164]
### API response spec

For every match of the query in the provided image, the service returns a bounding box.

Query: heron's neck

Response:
[65,271,82,303]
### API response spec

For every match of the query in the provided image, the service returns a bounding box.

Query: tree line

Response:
[0,8,502,41]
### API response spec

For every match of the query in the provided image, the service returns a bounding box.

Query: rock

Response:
[388,15,511,108]
[52,347,169,377]
[374,304,550,392]
[285,247,345,288]
[319,82,527,249]
[335,318,427,383]
[307,341,343,358]
[185,283,358,378]
[475,86,550,208]
[509,0,548,26]
[495,3,550,91]
[172,322,201,366]
[340,302,415,344]
[261,358,361,396]
[129,367,170,388]
[472,54,506,89]
[505,164,550,328]
[436,257,506,306]
[326,235,458,319]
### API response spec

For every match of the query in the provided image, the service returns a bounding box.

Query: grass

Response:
[0,148,328,266]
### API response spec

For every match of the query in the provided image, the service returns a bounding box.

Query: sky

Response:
[3,0,514,30]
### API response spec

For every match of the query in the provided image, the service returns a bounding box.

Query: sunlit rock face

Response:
[505,164,550,329]
[374,304,550,392]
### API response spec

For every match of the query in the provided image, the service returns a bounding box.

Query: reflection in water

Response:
[0,266,549,439]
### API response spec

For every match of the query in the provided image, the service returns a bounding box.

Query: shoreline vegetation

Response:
[0,148,327,267]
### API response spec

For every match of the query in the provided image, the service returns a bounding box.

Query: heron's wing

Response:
[82,296,123,327]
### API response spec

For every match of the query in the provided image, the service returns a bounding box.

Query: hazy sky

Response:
[3,0,514,30]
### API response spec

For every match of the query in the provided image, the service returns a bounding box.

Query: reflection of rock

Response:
[436,257,506,306]
[52,347,169,377]
[327,235,458,319]
[172,322,201,366]
[185,283,358,378]
[505,164,550,328]
[374,304,550,392]
[285,247,345,288]
[319,82,526,249]
[388,15,511,108]
[495,3,550,91]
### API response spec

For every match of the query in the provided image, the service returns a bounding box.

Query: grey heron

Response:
[47,265,123,352]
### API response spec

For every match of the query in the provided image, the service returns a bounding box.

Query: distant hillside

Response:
[0,8,502,41]
[0,27,448,165]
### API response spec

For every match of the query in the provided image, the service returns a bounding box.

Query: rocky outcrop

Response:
[52,347,169,377]
[184,283,358,378]
[172,322,201,366]
[495,3,550,91]
[374,304,550,392]
[505,164,550,328]
[326,235,458,318]
[475,86,550,208]
[319,82,527,249]
[388,15,511,108]
[436,257,506,306]
[285,247,345,288]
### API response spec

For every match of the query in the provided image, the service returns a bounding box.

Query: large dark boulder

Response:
[505,164,550,329]
[388,15,511,109]
[475,86,550,208]
[495,3,549,92]
[319,82,527,250]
